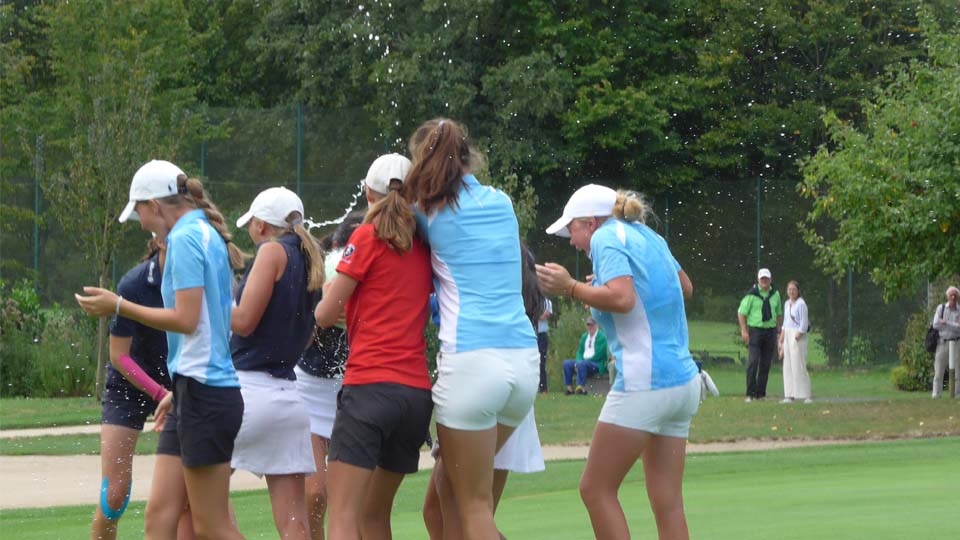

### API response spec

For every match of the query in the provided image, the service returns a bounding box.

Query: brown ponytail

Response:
[365,179,416,253]
[613,190,650,224]
[159,175,249,270]
[404,118,485,215]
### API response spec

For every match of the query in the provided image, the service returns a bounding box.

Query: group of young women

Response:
[77,117,701,540]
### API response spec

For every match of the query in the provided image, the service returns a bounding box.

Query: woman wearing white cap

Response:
[403,118,540,540]
[230,187,325,540]
[537,184,700,540]
[314,153,434,540]
[931,286,960,398]
[76,160,246,540]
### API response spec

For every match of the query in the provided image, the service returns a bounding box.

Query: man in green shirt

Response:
[737,268,783,402]
[562,317,609,395]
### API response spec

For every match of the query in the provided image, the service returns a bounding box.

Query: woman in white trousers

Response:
[779,280,812,403]
[931,286,960,398]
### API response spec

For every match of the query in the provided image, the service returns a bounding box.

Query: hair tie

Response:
[177,184,188,195]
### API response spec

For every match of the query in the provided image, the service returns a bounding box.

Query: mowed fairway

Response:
[4,437,957,539]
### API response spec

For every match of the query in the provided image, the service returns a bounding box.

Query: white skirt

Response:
[294,366,341,439]
[493,408,545,474]
[231,370,316,476]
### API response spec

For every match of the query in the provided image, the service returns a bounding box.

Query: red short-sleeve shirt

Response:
[336,223,432,390]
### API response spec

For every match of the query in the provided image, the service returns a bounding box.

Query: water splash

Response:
[305,181,366,230]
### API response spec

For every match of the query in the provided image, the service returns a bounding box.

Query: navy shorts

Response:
[328,383,433,474]
[155,376,243,468]
[101,376,156,431]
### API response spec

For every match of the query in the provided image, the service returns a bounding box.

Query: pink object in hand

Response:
[116,355,168,402]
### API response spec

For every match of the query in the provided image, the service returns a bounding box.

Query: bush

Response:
[0,281,97,397]
[893,311,934,391]
[546,297,593,392]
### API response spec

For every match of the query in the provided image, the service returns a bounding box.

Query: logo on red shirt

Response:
[341,244,356,262]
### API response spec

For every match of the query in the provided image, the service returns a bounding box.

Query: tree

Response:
[800,8,960,299]
[38,0,203,397]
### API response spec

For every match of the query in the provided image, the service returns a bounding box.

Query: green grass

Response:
[3,437,958,539]
[5,366,956,455]
[685,319,829,366]
[0,396,101,430]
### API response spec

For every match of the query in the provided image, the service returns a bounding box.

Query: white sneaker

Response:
[803,398,813,404]
[744,397,752,403]
[780,398,794,404]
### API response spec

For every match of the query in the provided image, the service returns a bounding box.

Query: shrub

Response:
[546,297,593,392]
[893,311,934,391]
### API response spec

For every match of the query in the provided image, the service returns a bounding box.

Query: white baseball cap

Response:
[118,160,185,223]
[545,184,618,237]
[236,187,305,228]
[757,268,772,280]
[364,153,411,195]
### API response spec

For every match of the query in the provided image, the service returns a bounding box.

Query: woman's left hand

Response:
[75,287,119,317]
[536,263,575,296]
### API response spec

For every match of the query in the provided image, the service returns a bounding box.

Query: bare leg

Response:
[437,423,515,540]
[304,435,329,540]
[361,467,405,540]
[265,474,310,540]
[579,422,649,540]
[182,463,244,540]
[176,505,195,540]
[423,466,444,540]
[144,455,189,540]
[91,425,139,540]
[642,435,690,540]
[326,460,373,540]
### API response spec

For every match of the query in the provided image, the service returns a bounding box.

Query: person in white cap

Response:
[230,187,325,540]
[76,160,246,540]
[314,153,434,540]
[931,285,960,398]
[537,184,700,540]
[402,118,539,540]
[737,268,783,402]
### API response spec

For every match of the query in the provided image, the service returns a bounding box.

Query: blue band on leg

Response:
[100,477,132,521]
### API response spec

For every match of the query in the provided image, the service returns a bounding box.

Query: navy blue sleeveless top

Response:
[231,234,320,380]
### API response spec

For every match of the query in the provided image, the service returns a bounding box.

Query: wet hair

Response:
[364,178,416,252]
[404,118,486,214]
[520,244,546,331]
[613,190,651,224]
[275,211,326,292]
[157,175,248,270]
[332,210,366,248]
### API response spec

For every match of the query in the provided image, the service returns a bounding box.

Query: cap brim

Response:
[546,216,572,238]
[118,201,138,223]
[236,211,254,228]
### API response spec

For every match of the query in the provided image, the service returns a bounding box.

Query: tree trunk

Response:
[93,271,110,400]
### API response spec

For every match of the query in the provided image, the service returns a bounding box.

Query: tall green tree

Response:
[39,0,203,396]
[800,8,960,299]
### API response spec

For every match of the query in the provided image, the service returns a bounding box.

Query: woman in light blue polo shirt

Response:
[77,160,246,540]
[538,184,700,540]
[404,118,540,539]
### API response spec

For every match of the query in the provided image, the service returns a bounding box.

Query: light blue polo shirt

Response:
[590,219,697,392]
[161,209,239,388]
[416,175,537,354]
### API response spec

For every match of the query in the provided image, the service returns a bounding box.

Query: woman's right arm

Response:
[77,287,203,334]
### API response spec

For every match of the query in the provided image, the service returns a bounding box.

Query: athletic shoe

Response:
[575,386,587,395]
[780,398,794,404]
[803,398,813,404]
[564,388,574,396]
[744,397,752,403]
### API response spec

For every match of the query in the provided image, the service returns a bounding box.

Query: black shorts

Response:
[155,376,243,468]
[328,382,433,474]
[101,377,156,431]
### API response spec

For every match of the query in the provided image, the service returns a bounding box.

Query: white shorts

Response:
[493,408,545,473]
[433,347,539,431]
[232,370,317,476]
[294,366,341,439]
[598,375,701,438]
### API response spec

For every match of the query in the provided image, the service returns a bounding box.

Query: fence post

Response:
[296,102,303,196]
[755,177,762,270]
[33,135,44,293]
[199,141,206,177]
[847,268,853,364]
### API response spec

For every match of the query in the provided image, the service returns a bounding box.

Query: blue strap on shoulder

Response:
[99,477,132,521]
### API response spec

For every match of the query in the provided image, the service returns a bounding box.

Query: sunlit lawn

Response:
[3,437,958,540]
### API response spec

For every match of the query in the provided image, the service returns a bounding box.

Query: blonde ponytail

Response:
[613,190,650,224]
[287,213,325,292]
[365,179,416,253]
[161,175,249,270]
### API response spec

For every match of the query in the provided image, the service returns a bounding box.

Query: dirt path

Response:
[0,438,882,510]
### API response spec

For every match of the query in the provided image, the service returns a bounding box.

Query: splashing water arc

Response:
[305,180,366,230]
